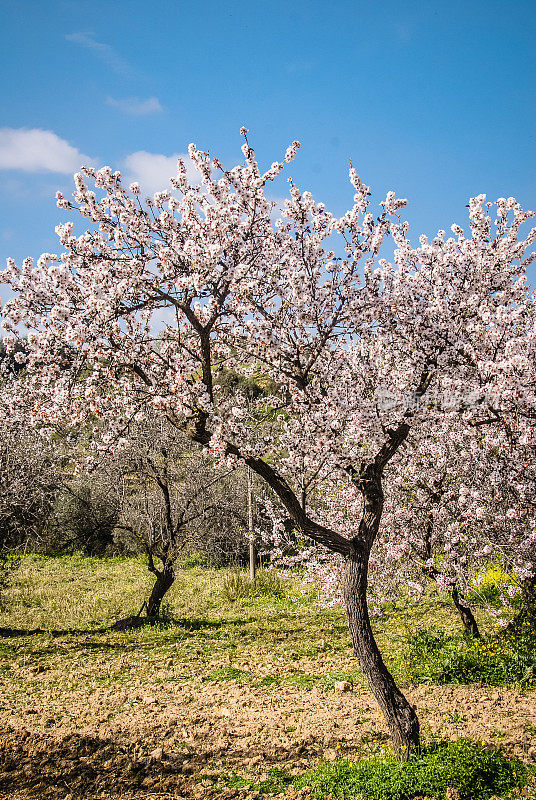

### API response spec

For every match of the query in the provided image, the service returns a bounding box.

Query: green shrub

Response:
[178,550,208,569]
[403,621,536,687]
[220,568,287,601]
[295,740,527,800]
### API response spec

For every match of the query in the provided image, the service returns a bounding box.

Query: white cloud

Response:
[106,96,163,115]
[124,151,199,196]
[0,128,95,174]
[66,32,133,76]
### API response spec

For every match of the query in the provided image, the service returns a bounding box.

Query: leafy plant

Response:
[295,739,527,800]
[468,567,519,607]
[403,622,536,687]
[179,551,208,569]
[221,766,292,794]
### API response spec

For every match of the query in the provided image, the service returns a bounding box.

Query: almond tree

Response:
[0,391,60,553]
[372,419,536,635]
[99,416,249,617]
[2,131,534,752]
[263,341,536,636]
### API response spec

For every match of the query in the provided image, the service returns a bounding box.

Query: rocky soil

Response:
[1,672,535,799]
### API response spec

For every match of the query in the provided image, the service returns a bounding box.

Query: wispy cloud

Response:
[0,128,95,174]
[106,96,163,116]
[66,32,133,76]
[124,151,199,196]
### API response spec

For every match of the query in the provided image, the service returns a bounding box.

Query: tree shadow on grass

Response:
[0,627,93,638]
[108,614,235,632]
[0,615,252,639]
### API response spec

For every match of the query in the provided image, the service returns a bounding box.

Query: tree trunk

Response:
[248,466,256,583]
[451,588,480,638]
[343,540,420,755]
[146,563,175,618]
[507,576,536,632]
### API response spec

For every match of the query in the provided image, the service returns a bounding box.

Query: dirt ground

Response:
[1,673,535,799]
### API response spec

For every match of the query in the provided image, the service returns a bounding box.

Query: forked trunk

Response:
[343,541,420,755]
[451,588,480,638]
[146,563,175,618]
[242,421,418,753]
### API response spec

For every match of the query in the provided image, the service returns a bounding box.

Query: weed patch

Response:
[403,618,536,687]
[202,665,254,684]
[220,568,288,601]
[220,766,292,794]
[295,739,528,800]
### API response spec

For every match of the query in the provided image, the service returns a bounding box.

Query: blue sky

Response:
[1,0,535,299]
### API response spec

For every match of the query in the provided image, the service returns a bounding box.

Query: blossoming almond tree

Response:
[262,407,536,636]
[2,131,535,752]
[372,417,536,634]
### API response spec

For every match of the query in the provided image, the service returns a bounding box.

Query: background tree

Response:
[45,481,119,556]
[98,416,250,618]
[0,403,60,554]
[0,400,62,601]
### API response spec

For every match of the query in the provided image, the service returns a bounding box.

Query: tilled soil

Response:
[1,677,535,799]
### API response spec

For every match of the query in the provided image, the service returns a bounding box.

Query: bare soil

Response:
[1,672,535,799]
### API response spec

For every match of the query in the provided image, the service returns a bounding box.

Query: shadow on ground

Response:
[0,726,194,800]
[0,616,250,639]
[0,724,302,800]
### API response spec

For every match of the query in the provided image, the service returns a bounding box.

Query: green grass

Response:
[0,554,522,697]
[216,766,293,795]
[402,618,536,688]
[1,552,152,629]
[0,555,358,699]
[1,555,534,799]
[295,740,529,800]
[220,567,289,601]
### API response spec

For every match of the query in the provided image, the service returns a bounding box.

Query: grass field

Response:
[0,555,534,800]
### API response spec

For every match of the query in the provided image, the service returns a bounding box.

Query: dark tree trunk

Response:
[232,420,419,753]
[188,362,426,754]
[146,562,175,618]
[423,523,480,638]
[343,540,420,755]
[451,588,480,638]
[507,576,536,632]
